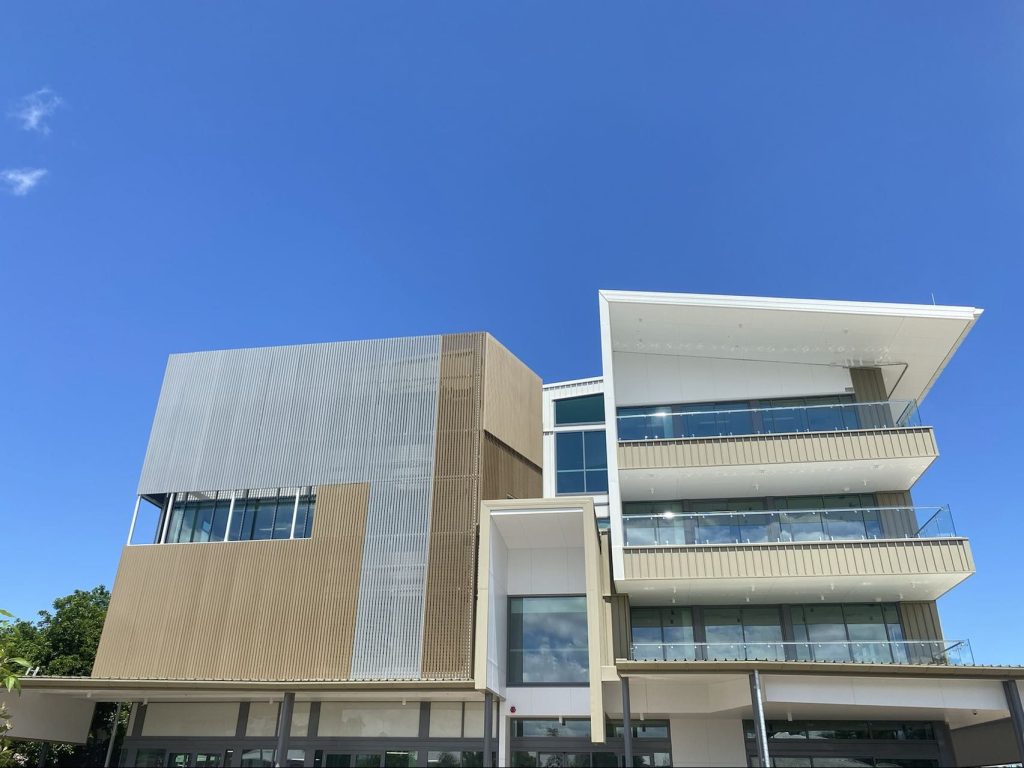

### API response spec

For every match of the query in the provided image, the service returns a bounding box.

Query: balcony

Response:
[622,505,956,547]
[617,505,974,603]
[629,639,974,666]
[617,399,921,442]
[615,400,938,500]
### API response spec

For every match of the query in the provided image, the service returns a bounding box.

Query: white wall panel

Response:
[612,352,853,407]
[670,718,747,767]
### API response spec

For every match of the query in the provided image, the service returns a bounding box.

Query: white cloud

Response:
[2,168,47,196]
[11,88,63,134]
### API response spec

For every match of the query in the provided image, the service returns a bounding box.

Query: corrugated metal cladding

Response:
[137,336,443,681]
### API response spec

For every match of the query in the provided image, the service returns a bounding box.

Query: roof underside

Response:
[601,291,982,404]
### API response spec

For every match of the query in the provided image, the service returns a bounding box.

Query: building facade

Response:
[9,292,1024,767]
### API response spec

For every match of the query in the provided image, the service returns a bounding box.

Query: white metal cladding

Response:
[137,335,443,680]
[138,337,442,493]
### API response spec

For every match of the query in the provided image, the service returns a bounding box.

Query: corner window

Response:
[508,596,589,685]
[554,394,605,426]
[158,488,316,544]
[556,431,608,494]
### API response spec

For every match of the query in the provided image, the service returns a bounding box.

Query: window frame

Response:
[507,594,590,687]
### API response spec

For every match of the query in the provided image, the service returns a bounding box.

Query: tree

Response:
[0,588,120,767]
[0,608,34,767]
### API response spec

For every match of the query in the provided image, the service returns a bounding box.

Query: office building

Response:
[9,293,1024,767]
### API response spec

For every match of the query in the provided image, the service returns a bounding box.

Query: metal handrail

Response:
[629,639,974,665]
[616,399,921,441]
[621,505,957,546]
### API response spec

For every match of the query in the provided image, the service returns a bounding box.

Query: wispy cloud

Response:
[2,168,47,196]
[11,88,63,134]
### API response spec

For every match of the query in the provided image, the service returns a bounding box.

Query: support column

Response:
[483,691,494,767]
[621,677,633,767]
[749,671,770,767]
[36,742,48,768]
[103,702,123,768]
[275,692,295,768]
[1003,680,1024,762]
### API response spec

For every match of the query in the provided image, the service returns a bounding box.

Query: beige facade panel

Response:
[93,483,370,681]
[621,538,975,581]
[421,334,543,680]
[877,490,918,538]
[481,433,543,503]
[851,366,888,402]
[618,428,938,470]
[482,334,543,468]
[901,601,945,641]
[422,333,485,681]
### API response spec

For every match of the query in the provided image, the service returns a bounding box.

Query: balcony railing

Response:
[617,400,920,442]
[622,506,956,547]
[630,639,974,666]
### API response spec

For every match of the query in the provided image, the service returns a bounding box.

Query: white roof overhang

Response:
[600,291,982,403]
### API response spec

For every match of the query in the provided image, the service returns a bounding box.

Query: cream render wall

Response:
[670,718,748,767]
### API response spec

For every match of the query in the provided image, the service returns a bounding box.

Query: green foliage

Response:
[0,608,34,767]
[0,588,114,767]
[0,588,110,679]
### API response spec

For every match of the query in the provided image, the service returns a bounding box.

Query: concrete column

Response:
[274,692,295,768]
[621,677,633,767]
[483,691,494,767]
[1003,680,1024,762]
[749,671,771,767]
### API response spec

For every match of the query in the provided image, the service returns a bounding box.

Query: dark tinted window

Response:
[555,394,605,426]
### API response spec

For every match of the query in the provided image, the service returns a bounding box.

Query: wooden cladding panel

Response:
[851,367,888,402]
[92,483,369,681]
[421,334,485,680]
[481,433,542,503]
[482,334,543,468]
[621,539,975,581]
[901,601,945,641]
[618,428,938,470]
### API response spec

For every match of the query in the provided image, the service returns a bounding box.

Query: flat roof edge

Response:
[598,289,982,321]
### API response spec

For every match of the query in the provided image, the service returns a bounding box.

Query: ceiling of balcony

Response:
[601,291,982,403]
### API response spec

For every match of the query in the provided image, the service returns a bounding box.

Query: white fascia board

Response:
[599,293,625,580]
[543,375,604,390]
[598,289,983,322]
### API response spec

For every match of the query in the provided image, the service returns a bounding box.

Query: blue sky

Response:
[3,3,1023,663]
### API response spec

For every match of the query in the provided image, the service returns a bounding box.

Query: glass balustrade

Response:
[622,506,956,547]
[617,399,921,441]
[630,639,974,666]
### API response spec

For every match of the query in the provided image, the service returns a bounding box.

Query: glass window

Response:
[164,488,315,543]
[630,608,695,661]
[556,431,608,495]
[135,751,167,768]
[791,604,904,663]
[606,720,671,739]
[241,750,275,768]
[703,607,783,661]
[508,596,589,685]
[555,394,606,426]
[513,719,591,738]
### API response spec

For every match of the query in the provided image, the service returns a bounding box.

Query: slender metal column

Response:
[621,677,633,767]
[103,702,123,767]
[36,742,48,768]
[749,671,771,767]
[275,692,295,768]
[483,691,494,766]
[1004,680,1024,762]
